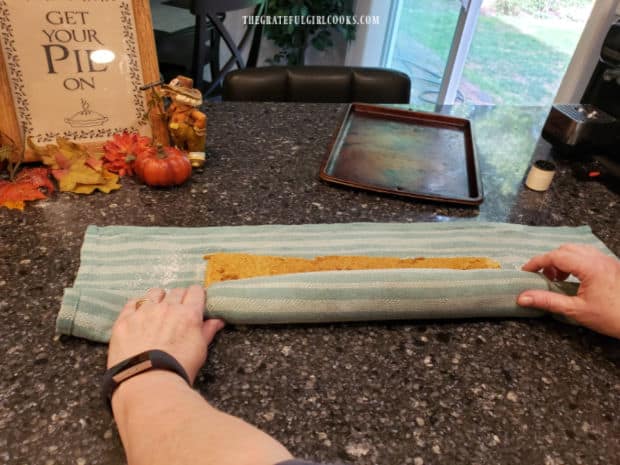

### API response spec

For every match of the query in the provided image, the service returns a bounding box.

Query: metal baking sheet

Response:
[320,104,483,205]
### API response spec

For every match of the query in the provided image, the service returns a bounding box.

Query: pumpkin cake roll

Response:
[204,253,501,287]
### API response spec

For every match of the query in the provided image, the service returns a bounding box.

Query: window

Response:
[386,0,596,108]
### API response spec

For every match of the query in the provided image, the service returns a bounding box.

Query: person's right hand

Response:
[517,244,620,339]
[108,285,225,384]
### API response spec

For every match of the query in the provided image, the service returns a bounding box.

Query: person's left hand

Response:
[107,285,225,384]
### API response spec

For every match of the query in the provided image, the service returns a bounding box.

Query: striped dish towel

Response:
[56,222,613,343]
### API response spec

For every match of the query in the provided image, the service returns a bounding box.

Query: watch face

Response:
[117,351,150,370]
[112,352,154,384]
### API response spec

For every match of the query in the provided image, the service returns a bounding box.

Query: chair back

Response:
[222,66,412,103]
[192,0,267,96]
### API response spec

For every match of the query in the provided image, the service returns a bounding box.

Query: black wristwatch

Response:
[102,350,191,411]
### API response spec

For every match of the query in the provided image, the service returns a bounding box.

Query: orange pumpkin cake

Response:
[204,253,501,287]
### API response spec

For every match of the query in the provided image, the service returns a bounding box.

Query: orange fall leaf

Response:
[0,167,54,210]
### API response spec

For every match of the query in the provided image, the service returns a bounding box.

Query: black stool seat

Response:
[222,66,412,103]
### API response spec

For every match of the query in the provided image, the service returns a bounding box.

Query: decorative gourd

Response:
[134,145,192,187]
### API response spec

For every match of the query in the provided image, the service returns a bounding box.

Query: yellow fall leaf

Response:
[72,173,121,194]
[57,163,106,191]
[31,137,121,195]
[28,138,63,168]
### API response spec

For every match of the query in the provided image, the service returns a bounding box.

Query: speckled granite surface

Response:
[0,103,618,465]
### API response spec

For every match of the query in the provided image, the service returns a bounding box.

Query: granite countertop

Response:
[0,103,618,465]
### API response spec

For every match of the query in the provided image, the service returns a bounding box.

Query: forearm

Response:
[112,371,293,465]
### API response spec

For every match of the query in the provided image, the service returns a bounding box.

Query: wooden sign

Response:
[0,0,168,160]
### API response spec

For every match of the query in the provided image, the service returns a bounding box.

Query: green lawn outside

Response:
[396,0,592,104]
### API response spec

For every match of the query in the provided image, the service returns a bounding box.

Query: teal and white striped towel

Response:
[56,222,613,343]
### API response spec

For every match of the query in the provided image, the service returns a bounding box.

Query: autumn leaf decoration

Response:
[29,137,121,194]
[0,167,55,211]
[103,132,154,176]
[1,132,174,210]
[0,133,55,211]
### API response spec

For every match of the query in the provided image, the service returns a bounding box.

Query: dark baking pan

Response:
[320,104,483,205]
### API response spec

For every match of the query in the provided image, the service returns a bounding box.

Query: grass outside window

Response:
[395,0,593,105]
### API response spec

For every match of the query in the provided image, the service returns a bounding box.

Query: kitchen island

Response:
[1,103,618,465]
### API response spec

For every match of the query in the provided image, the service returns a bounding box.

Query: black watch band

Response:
[102,350,191,411]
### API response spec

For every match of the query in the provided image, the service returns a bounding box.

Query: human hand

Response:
[517,244,620,339]
[107,285,225,383]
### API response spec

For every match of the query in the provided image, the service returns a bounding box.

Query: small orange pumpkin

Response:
[134,145,192,187]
